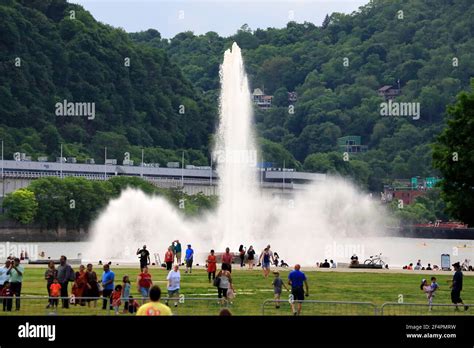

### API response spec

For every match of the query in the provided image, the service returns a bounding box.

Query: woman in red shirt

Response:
[137,266,153,303]
[206,250,217,283]
[222,247,233,273]
[164,247,174,271]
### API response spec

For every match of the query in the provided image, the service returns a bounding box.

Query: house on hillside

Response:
[338,136,368,153]
[378,85,401,100]
[252,88,273,109]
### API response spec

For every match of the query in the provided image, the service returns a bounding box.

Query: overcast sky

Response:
[70,0,369,38]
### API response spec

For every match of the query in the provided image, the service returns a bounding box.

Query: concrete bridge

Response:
[0,160,326,198]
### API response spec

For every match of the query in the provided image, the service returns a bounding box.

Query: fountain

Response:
[85,43,391,265]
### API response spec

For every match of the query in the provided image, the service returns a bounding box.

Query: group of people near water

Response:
[0,248,470,315]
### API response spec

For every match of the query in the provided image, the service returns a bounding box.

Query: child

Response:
[272,271,289,309]
[1,281,13,312]
[122,275,131,314]
[49,278,62,309]
[420,278,435,311]
[111,284,122,315]
[127,295,139,314]
[429,277,439,310]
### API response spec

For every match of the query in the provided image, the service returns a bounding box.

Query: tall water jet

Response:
[85,42,391,265]
[213,43,260,248]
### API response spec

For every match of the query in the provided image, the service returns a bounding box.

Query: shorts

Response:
[451,289,462,304]
[262,262,270,269]
[274,289,282,295]
[291,287,305,301]
[176,252,182,260]
[168,289,180,298]
[218,287,228,299]
[186,259,193,267]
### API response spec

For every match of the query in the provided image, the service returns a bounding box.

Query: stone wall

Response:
[0,220,88,242]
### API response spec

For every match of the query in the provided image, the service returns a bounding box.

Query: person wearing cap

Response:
[185,244,194,274]
[136,245,150,271]
[450,262,468,311]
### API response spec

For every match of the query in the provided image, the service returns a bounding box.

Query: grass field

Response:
[1,266,473,316]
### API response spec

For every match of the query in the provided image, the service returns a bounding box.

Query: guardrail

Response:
[0,296,229,316]
[380,302,473,316]
[262,299,378,316]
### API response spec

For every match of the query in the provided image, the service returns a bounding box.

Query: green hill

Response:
[0,0,216,165]
[132,0,474,190]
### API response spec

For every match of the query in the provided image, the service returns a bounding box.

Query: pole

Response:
[282,160,285,192]
[60,143,63,179]
[210,154,213,186]
[104,147,107,180]
[1,140,4,212]
[141,148,144,178]
[181,151,184,188]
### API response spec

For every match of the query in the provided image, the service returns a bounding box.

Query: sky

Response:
[70,0,369,38]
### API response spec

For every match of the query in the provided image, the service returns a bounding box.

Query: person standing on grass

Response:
[185,244,194,274]
[164,247,174,271]
[49,278,61,309]
[1,281,12,311]
[136,285,172,316]
[111,284,122,315]
[101,264,115,310]
[57,256,75,309]
[72,264,87,306]
[259,247,273,278]
[174,240,182,265]
[216,263,234,305]
[450,262,469,311]
[222,247,233,273]
[206,250,217,283]
[238,245,246,268]
[122,275,131,314]
[272,271,289,309]
[84,264,99,307]
[166,264,181,308]
[6,258,24,311]
[136,245,150,270]
[247,246,256,270]
[44,261,58,308]
[288,264,309,316]
[0,259,11,294]
[137,266,153,302]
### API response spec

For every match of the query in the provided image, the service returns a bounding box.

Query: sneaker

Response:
[174,303,178,307]
[465,305,469,311]
[276,305,280,309]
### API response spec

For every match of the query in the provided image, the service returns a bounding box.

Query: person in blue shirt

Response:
[185,245,194,274]
[288,264,309,315]
[101,264,115,310]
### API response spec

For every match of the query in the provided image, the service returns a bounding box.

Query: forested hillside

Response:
[0,0,216,165]
[132,0,474,191]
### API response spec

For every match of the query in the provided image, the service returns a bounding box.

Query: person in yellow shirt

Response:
[136,285,172,316]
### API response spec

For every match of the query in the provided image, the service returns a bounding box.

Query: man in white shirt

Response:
[166,265,181,308]
[0,260,11,290]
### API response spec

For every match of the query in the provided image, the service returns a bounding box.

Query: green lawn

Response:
[1,266,473,316]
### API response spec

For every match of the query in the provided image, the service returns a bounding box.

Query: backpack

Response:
[213,276,221,287]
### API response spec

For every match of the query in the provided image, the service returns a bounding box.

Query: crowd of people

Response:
[0,246,471,316]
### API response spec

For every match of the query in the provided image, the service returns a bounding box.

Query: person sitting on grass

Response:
[136,285,172,316]
[272,271,289,309]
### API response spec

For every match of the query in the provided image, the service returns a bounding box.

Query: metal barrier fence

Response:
[262,299,378,316]
[380,302,474,316]
[0,296,230,316]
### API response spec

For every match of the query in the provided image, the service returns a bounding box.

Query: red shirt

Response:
[50,283,62,297]
[138,273,152,288]
[207,255,217,272]
[222,253,233,264]
[112,290,121,306]
[164,251,173,262]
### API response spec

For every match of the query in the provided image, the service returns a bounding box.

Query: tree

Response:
[322,14,330,29]
[2,189,38,224]
[432,79,474,226]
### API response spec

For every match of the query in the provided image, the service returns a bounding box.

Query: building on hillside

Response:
[378,85,401,100]
[337,136,368,153]
[381,177,441,205]
[252,88,273,109]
